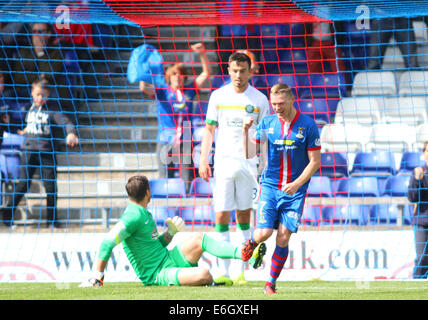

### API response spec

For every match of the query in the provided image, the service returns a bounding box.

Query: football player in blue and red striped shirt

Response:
[242,83,321,294]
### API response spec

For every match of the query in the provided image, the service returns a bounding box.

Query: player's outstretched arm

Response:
[79,221,131,287]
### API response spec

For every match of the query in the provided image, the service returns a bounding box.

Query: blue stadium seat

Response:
[307,176,332,197]
[298,99,332,125]
[0,153,20,181]
[149,178,187,198]
[322,205,370,225]
[192,127,205,145]
[1,132,24,151]
[179,206,215,225]
[278,49,308,73]
[381,175,410,197]
[298,73,347,99]
[301,205,322,226]
[148,206,177,226]
[339,205,371,225]
[260,24,291,48]
[315,152,349,178]
[398,152,424,175]
[188,177,214,197]
[369,204,400,225]
[210,75,229,90]
[336,177,379,197]
[351,151,396,177]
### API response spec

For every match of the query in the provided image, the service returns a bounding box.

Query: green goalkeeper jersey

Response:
[98,202,168,285]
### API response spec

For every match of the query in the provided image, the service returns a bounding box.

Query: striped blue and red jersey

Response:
[253,111,321,192]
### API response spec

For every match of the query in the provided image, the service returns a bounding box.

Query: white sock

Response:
[215,230,230,277]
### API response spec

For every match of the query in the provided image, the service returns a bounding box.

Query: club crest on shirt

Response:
[245,104,255,113]
[296,127,305,139]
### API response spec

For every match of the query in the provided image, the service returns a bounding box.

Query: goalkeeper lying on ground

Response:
[80,175,266,287]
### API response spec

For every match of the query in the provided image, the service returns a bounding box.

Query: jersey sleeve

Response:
[257,95,271,123]
[98,220,132,261]
[306,120,321,151]
[205,90,218,126]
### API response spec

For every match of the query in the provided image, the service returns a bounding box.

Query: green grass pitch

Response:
[1,280,427,300]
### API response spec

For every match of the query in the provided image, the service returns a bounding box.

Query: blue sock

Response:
[267,245,289,285]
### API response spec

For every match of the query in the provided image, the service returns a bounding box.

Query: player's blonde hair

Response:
[270,83,294,100]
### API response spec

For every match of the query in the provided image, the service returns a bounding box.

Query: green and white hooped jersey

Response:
[206,83,270,168]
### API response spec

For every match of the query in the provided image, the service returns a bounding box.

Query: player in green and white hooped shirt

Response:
[80,175,256,287]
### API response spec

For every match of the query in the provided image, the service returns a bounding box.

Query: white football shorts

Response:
[213,158,259,212]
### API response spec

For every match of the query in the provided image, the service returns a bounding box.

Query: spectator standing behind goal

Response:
[0,77,79,228]
[11,22,72,112]
[242,83,321,294]
[79,175,261,288]
[407,141,428,279]
[199,52,270,286]
[367,17,419,70]
[139,42,211,193]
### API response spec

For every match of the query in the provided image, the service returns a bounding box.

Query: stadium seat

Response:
[398,151,424,175]
[148,206,176,226]
[381,175,410,197]
[383,96,427,125]
[188,177,214,197]
[369,204,400,225]
[315,152,349,178]
[298,99,332,125]
[336,177,379,197]
[366,123,416,152]
[351,71,397,96]
[320,123,372,153]
[381,45,406,70]
[149,178,187,198]
[323,205,370,225]
[334,97,382,125]
[301,205,322,226]
[398,71,428,95]
[179,206,215,225]
[260,24,291,48]
[192,127,205,145]
[1,132,24,151]
[351,150,396,177]
[339,205,371,225]
[278,49,308,74]
[307,176,333,197]
[298,73,346,99]
[210,75,229,90]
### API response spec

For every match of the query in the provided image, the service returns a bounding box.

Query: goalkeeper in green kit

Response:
[80,175,265,287]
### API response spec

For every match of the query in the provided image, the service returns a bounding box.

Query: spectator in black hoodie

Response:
[0,76,78,228]
[407,141,428,279]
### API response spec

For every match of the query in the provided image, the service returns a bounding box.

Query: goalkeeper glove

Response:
[165,216,185,236]
[79,271,104,288]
